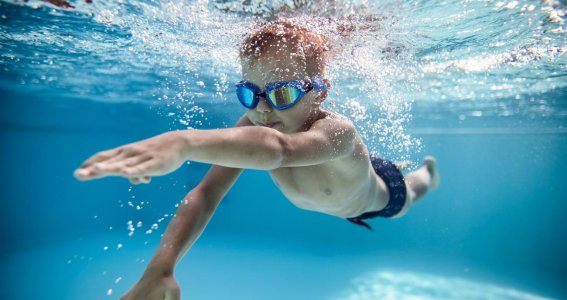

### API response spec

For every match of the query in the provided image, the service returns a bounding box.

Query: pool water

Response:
[1,0,566,299]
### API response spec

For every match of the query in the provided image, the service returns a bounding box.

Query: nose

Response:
[256,97,273,113]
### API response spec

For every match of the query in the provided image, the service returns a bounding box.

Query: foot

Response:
[423,156,440,190]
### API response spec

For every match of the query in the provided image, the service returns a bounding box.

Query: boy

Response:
[74,21,439,300]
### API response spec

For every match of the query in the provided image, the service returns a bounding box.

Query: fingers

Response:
[92,155,149,174]
[75,154,152,181]
[74,167,107,181]
[79,148,124,169]
[164,284,180,300]
[95,155,152,177]
[128,176,151,185]
[122,155,152,168]
[99,148,137,165]
[123,160,158,177]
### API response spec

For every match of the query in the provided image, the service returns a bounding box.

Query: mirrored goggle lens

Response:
[268,87,301,107]
[236,86,256,107]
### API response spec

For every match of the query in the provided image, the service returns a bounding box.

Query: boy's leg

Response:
[404,156,439,202]
[389,156,439,219]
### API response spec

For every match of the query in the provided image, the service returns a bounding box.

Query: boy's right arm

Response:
[120,116,252,300]
[148,164,243,272]
[121,166,243,300]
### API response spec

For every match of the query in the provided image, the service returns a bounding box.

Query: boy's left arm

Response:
[74,115,356,180]
[179,115,357,169]
[271,116,357,167]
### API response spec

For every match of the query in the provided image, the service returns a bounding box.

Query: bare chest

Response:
[268,159,372,217]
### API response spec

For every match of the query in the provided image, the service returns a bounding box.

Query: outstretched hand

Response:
[120,270,180,300]
[74,131,187,183]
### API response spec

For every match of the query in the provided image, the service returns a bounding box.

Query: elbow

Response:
[249,127,290,170]
[265,130,289,170]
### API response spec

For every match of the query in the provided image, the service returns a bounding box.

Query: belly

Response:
[269,165,373,217]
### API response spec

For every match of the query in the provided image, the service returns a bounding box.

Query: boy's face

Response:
[240,48,324,133]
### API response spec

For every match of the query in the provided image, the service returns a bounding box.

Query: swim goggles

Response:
[235,79,327,110]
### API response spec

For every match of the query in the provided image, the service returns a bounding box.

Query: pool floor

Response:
[0,233,560,300]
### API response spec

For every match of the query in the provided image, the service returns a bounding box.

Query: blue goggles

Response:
[235,79,327,110]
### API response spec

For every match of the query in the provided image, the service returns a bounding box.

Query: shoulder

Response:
[309,111,356,135]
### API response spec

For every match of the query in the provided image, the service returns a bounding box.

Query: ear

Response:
[315,79,331,103]
[323,78,331,91]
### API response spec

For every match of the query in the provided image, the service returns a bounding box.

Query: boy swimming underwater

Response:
[74,20,439,300]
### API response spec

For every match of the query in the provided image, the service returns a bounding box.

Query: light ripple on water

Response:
[1,0,566,160]
[331,270,551,300]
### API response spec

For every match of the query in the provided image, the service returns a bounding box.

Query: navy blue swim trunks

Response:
[346,156,407,231]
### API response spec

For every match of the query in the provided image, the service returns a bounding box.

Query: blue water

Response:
[1,0,567,299]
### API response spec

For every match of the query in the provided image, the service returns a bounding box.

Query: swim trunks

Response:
[346,156,407,231]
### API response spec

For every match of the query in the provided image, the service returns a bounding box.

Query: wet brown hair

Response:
[239,20,329,77]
